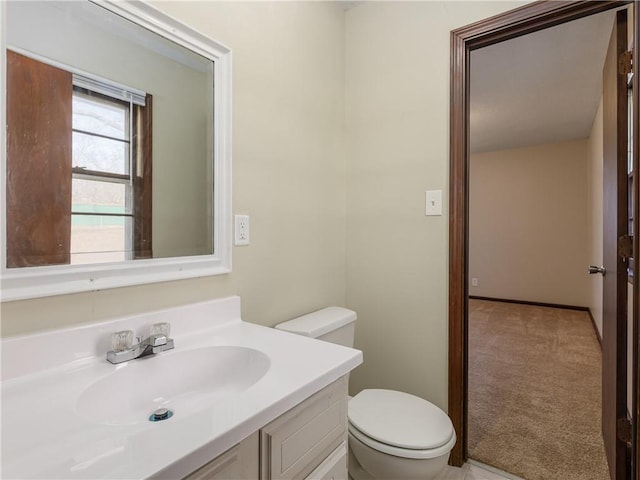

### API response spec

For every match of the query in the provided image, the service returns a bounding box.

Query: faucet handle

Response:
[111,330,134,352]
[150,322,171,337]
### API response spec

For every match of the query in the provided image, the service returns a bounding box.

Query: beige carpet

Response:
[467,299,609,480]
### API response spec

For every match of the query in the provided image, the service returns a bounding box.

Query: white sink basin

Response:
[76,346,270,425]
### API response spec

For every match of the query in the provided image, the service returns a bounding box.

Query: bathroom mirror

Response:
[0,1,232,301]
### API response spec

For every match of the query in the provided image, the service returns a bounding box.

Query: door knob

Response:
[588,265,606,275]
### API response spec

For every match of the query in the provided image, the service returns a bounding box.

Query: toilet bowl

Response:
[347,389,456,480]
[275,307,456,480]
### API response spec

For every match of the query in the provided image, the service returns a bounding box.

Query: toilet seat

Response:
[348,423,456,460]
[348,389,456,460]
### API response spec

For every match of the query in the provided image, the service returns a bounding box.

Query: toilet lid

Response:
[348,389,454,450]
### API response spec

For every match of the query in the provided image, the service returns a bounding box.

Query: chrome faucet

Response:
[107,323,174,364]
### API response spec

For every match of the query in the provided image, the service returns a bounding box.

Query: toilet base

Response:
[348,446,374,480]
[348,432,449,480]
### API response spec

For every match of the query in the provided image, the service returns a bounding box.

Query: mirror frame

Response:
[0,0,232,301]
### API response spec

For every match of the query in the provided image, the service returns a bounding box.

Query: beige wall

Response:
[587,98,604,336]
[468,140,590,307]
[1,1,347,336]
[345,1,526,410]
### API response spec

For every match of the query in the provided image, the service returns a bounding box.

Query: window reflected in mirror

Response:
[5,0,214,269]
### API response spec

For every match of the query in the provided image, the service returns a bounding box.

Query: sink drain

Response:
[149,407,173,422]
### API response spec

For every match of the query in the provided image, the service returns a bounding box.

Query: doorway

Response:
[448,2,640,480]
[465,10,613,479]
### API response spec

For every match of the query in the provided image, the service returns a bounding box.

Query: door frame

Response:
[448,0,634,469]
[634,4,640,476]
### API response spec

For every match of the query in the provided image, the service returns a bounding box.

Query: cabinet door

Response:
[260,376,348,480]
[183,432,259,480]
[305,442,347,480]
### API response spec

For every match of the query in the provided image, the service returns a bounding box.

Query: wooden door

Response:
[632,5,640,480]
[602,8,630,480]
[6,50,72,267]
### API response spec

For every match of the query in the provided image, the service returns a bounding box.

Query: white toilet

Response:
[276,307,456,480]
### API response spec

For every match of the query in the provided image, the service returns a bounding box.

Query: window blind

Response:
[73,73,146,106]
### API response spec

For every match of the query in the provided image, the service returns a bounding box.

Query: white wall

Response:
[1,1,347,337]
[468,140,590,307]
[345,1,526,409]
[587,98,604,336]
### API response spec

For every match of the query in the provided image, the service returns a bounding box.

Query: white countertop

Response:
[1,296,362,479]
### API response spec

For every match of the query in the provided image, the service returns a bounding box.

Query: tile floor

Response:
[465,462,524,480]
[436,461,524,480]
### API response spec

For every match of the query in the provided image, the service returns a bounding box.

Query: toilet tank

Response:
[275,307,356,348]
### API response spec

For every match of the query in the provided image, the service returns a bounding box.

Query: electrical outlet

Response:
[471,277,479,287]
[235,215,250,246]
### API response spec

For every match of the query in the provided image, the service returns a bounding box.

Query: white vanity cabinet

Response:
[260,376,348,480]
[182,376,348,480]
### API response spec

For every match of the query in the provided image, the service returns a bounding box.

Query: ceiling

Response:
[470,10,617,154]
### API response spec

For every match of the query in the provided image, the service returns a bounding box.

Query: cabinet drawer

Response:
[260,376,348,480]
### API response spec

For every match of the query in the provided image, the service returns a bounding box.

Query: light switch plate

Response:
[425,190,442,216]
